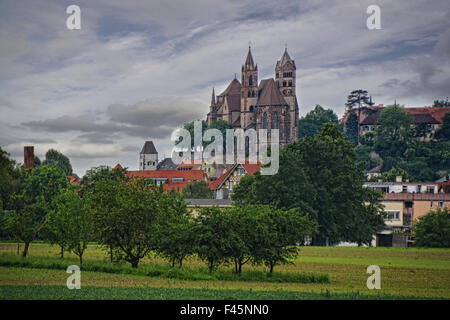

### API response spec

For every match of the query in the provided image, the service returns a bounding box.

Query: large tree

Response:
[234,124,385,245]
[298,105,339,139]
[4,165,69,256]
[435,112,450,141]
[42,149,73,176]
[345,89,374,145]
[345,110,359,145]
[374,104,413,170]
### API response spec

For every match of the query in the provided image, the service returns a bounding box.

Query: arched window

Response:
[263,112,267,129]
[272,113,278,129]
[283,81,286,87]
[249,105,254,112]
[252,91,255,97]
[248,91,251,97]
[249,75,253,86]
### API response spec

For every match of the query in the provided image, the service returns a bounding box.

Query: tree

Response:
[234,124,385,246]
[46,187,93,263]
[369,167,413,182]
[345,89,374,145]
[298,105,339,139]
[87,177,168,268]
[182,181,213,199]
[432,99,450,107]
[176,119,233,151]
[414,208,450,248]
[345,110,359,145]
[194,206,233,272]
[435,112,450,141]
[374,104,413,169]
[251,206,317,273]
[42,149,73,176]
[5,165,68,257]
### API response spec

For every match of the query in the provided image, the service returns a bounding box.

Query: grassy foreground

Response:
[1,243,449,300]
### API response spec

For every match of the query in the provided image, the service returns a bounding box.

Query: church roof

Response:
[256,79,288,107]
[218,78,241,112]
[219,78,241,96]
[140,141,157,154]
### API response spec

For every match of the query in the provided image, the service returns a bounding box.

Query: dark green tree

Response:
[298,105,339,138]
[435,112,450,141]
[345,89,374,145]
[432,99,450,107]
[414,208,450,248]
[42,149,73,176]
[345,110,359,145]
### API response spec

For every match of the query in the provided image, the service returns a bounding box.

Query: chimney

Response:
[24,146,34,169]
[395,175,402,183]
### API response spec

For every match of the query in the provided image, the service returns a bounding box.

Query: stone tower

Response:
[240,46,258,129]
[139,141,158,171]
[275,48,298,140]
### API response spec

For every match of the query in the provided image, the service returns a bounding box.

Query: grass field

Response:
[1,242,449,300]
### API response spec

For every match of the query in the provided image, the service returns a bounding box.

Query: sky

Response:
[0,0,449,176]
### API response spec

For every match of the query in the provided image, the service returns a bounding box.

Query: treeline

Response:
[0,158,317,273]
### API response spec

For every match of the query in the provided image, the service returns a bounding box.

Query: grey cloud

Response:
[435,28,450,59]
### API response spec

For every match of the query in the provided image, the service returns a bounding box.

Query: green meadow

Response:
[1,243,449,300]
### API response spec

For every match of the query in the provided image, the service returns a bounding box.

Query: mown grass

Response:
[0,285,434,300]
[0,254,329,284]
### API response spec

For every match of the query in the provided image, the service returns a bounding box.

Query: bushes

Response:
[414,208,450,248]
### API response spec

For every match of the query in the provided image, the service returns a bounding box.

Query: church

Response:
[206,46,299,147]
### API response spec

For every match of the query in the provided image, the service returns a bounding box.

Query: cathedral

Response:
[206,46,299,147]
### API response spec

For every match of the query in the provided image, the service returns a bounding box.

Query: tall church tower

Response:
[139,141,158,171]
[240,46,258,129]
[275,48,298,140]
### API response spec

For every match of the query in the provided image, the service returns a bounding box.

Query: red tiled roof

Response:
[209,166,235,190]
[126,169,206,192]
[242,161,263,175]
[177,160,203,170]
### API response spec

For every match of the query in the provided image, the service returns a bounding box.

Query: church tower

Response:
[139,141,158,171]
[275,48,298,140]
[241,46,258,129]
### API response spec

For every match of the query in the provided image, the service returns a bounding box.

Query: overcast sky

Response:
[1,0,449,176]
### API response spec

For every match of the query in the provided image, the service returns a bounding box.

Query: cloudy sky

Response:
[1,0,449,176]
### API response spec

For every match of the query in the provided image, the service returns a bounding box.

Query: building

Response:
[206,46,299,147]
[139,141,158,171]
[185,198,233,216]
[340,105,449,140]
[156,157,177,170]
[209,162,262,199]
[363,181,439,194]
[125,168,207,193]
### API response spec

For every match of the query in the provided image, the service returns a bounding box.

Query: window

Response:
[249,105,254,112]
[252,91,255,97]
[288,80,292,87]
[438,201,444,209]
[386,211,400,221]
[249,75,253,86]
[402,185,407,192]
[430,201,434,208]
[172,177,184,182]
[282,81,286,87]
[283,72,292,77]
[248,91,251,97]
[272,113,278,129]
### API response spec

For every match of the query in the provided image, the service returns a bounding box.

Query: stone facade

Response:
[206,47,299,147]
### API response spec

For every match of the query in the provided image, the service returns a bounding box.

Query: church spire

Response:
[211,87,215,106]
[244,45,255,70]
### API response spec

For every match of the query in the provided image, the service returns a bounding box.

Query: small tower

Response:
[241,46,259,129]
[139,141,158,171]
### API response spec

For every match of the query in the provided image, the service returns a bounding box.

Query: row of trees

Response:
[0,153,317,272]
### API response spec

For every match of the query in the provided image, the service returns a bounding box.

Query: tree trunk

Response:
[131,258,139,268]
[179,257,183,268]
[234,258,238,274]
[172,257,176,268]
[22,242,30,258]
[60,246,64,259]
[208,259,214,273]
[17,242,20,255]
[269,262,274,274]
[79,253,83,265]
[110,245,113,263]
[238,259,242,275]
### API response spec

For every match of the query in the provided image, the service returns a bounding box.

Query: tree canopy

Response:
[298,105,339,139]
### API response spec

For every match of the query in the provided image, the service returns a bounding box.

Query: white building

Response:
[139,141,158,171]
